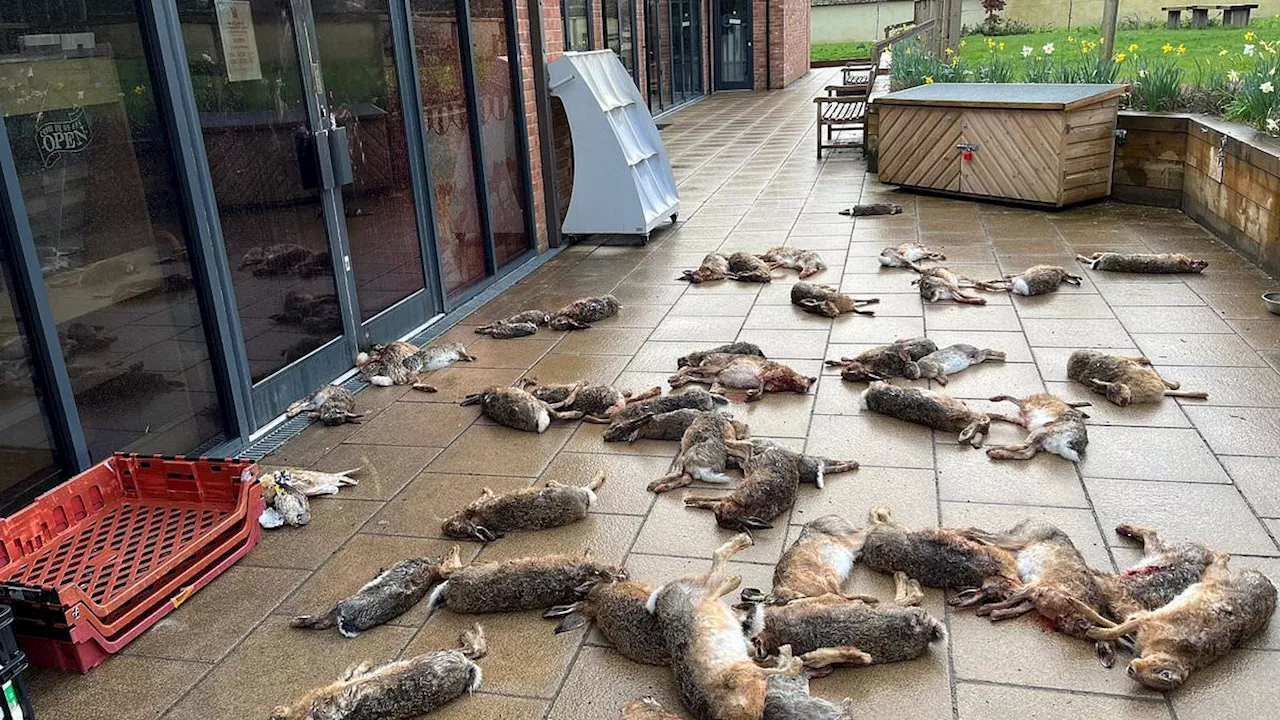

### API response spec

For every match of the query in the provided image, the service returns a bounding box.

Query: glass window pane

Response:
[314,0,428,321]
[0,250,59,502]
[618,0,636,75]
[565,0,591,52]
[411,0,489,296]
[469,0,531,267]
[177,0,345,383]
[2,4,227,458]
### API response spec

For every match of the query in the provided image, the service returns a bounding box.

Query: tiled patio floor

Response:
[29,68,1280,720]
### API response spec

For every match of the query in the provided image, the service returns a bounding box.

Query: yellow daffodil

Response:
[924,76,934,84]
[1177,43,1186,55]
[999,41,1006,51]
[945,47,954,56]
[1245,31,1257,42]
[1128,43,1139,52]
[1219,49,1229,56]
[1068,35,1075,43]
[1162,43,1173,54]
[960,39,967,48]
[133,84,145,95]
[1115,53,1126,62]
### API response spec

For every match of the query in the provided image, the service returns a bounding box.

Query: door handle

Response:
[955,143,979,152]
[328,126,354,187]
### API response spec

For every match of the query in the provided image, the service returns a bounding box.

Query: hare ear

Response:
[798,298,820,307]
[898,348,911,362]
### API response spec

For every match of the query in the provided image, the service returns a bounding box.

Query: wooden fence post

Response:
[1102,0,1120,62]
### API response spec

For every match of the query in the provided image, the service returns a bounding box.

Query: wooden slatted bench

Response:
[817,62,875,158]
[1163,4,1258,29]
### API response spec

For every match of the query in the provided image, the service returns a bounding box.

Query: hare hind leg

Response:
[893,572,925,607]
[800,645,873,669]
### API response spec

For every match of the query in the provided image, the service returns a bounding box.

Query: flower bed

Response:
[891,25,1280,133]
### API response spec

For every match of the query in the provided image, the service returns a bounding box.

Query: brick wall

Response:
[779,0,808,87]
[514,0,551,251]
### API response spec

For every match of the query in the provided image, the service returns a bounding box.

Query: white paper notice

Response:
[216,0,262,82]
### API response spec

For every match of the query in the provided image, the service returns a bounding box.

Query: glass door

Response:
[713,0,751,90]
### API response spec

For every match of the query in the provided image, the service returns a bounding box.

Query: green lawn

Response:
[811,41,874,63]
[960,15,1280,70]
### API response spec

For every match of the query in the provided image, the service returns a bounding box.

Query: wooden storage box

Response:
[876,83,1126,207]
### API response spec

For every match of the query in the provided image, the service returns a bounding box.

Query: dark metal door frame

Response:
[712,0,751,90]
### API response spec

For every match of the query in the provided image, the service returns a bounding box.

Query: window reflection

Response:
[0,250,59,503]
[1,4,226,459]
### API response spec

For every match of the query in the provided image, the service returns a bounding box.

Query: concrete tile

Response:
[1097,281,1205,306]
[1133,334,1267,367]
[428,694,549,720]
[1081,426,1231,483]
[827,315,926,344]
[925,304,1022,331]
[956,683,1171,720]
[738,328,832,358]
[651,315,745,342]
[726,390,815,437]
[553,327,653,356]
[123,565,308,663]
[346,401,475,447]
[669,292,758,316]
[277,535,472,627]
[1185,406,1280,456]
[540,452,670,516]
[936,435,1090,507]
[162,616,415,720]
[1221,456,1280,517]
[453,336,557,368]
[1084,477,1278,555]
[1149,365,1280,407]
[1170,649,1280,720]
[428,425,574,477]
[29,656,208,720]
[527,353,632,386]
[1023,318,1134,348]
[395,367,525,404]
[549,647,679,720]
[609,282,685,306]
[1114,306,1235,334]
[810,640,952,719]
[742,303,834,330]
[632,492,787,565]
[263,421,361,466]
[245,498,383,570]
[627,340,721,372]
[1200,292,1279,319]
[950,608,1160,697]
[806,414,935,469]
[932,362,1046,400]
[929,330,1035,362]
[475,513,642,566]
[367,472,533,538]
[1228,319,1280,350]
[793,466,938,529]
[305,444,441,501]
[1012,293,1116,319]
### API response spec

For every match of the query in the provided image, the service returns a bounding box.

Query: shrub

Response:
[1129,53,1183,111]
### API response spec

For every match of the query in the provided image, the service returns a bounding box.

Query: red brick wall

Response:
[592,0,606,49]
[514,0,550,251]
[779,0,809,87]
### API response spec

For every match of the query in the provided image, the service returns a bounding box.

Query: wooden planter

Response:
[876,83,1127,207]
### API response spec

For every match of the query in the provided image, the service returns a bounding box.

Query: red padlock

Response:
[962,150,973,162]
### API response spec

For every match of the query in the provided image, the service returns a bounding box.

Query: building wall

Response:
[810,0,983,45]
[1003,0,1280,28]
[780,0,810,86]
[515,0,551,251]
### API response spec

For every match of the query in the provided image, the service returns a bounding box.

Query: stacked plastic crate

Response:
[0,454,263,673]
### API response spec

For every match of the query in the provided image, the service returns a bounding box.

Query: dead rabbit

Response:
[826,337,937,383]
[790,282,879,317]
[1066,350,1208,406]
[269,624,487,720]
[758,247,827,279]
[440,472,606,541]
[620,697,683,720]
[861,381,1017,447]
[915,344,1006,386]
[1071,552,1275,690]
[517,378,662,423]
[730,439,859,489]
[998,265,1083,296]
[684,441,802,531]
[770,515,878,604]
[292,547,459,637]
[647,410,753,493]
[680,252,732,283]
[547,295,623,330]
[748,571,946,669]
[985,393,1090,462]
[545,575,670,666]
[427,551,626,614]
[961,520,1119,665]
[607,408,750,444]
[878,243,945,270]
[648,533,801,720]
[669,354,816,401]
[914,267,1005,305]
[286,385,362,426]
[860,506,1023,609]
[459,384,583,433]
[1076,252,1209,274]
[678,342,766,368]
[761,645,853,720]
[356,341,475,390]
[726,251,776,283]
[475,309,551,339]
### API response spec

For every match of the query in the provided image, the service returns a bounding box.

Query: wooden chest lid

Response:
[877,83,1127,111]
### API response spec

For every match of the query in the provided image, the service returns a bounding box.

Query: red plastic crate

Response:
[17,519,261,674]
[0,453,262,672]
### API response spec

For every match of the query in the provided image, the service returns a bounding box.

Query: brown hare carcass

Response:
[826,337,936,383]
[790,282,879,317]
[684,441,802,531]
[1076,252,1209,274]
[985,393,1090,462]
[1066,350,1208,406]
[441,473,605,542]
[861,381,1015,447]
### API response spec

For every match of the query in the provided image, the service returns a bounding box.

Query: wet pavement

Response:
[28,68,1280,720]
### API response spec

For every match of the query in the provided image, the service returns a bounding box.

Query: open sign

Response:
[36,107,93,167]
